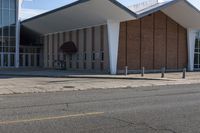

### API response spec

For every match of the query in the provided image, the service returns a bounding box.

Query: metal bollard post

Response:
[161,67,165,78]
[125,66,128,76]
[183,68,186,79]
[141,67,145,77]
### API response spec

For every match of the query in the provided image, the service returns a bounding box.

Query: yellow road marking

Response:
[0,112,104,125]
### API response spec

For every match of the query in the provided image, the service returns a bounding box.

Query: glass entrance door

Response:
[0,53,15,67]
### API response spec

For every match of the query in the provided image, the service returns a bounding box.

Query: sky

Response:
[20,0,200,20]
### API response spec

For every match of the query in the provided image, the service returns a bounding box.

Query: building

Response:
[0,0,22,68]
[2,0,200,75]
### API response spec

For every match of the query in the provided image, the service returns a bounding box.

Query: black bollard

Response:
[161,67,165,78]
[183,68,186,79]
[141,67,145,77]
[125,66,128,76]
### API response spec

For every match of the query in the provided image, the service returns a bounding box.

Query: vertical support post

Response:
[187,29,196,71]
[125,66,128,76]
[15,0,23,68]
[141,67,145,77]
[15,20,20,68]
[183,68,186,79]
[161,67,165,78]
[107,20,120,75]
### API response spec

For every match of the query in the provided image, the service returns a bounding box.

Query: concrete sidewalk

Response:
[0,69,200,95]
[0,68,197,80]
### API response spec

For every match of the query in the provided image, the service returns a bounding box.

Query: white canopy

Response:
[22,0,137,34]
[21,0,200,35]
[162,0,200,29]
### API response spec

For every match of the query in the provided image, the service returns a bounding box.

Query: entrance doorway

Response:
[0,53,15,67]
[19,46,42,68]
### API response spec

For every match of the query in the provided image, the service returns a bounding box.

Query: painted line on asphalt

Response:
[0,112,104,125]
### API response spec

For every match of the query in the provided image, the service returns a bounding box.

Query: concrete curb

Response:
[0,73,173,81]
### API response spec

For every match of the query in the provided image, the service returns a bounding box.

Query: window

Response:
[92,53,95,61]
[76,54,79,60]
[0,0,2,9]
[10,0,16,9]
[2,0,9,9]
[69,54,73,61]
[0,0,16,68]
[101,52,104,61]
[194,35,200,69]
[84,53,87,61]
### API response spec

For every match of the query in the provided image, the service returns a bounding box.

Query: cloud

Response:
[20,8,47,20]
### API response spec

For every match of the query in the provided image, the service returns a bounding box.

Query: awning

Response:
[59,41,78,54]
[162,0,200,29]
[131,0,200,29]
[21,0,200,35]
[21,0,137,35]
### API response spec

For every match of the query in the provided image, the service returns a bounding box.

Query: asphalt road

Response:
[0,84,200,133]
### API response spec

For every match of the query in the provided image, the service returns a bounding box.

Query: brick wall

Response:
[118,11,188,72]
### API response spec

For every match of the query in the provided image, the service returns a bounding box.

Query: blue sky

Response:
[21,0,200,20]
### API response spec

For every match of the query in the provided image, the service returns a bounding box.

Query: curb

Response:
[0,73,173,81]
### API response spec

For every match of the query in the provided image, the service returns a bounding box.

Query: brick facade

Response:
[118,11,188,72]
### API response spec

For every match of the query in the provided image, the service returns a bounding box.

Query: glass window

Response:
[3,37,9,46]
[3,26,9,36]
[10,0,16,9]
[19,54,23,66]
[25,54,29,66]
[84,53,87,61]
[10,37,15,45]
[92,53,95,61]
[194,35,200,69]
[10,10,16,25]
[2,9,9,27]
[2,0,9,9]
[0,54,1,67]
[0,38,2,47]
[3,54,8,66]
[0,10,2,27]
[37,54,40,66]
[10,54,15,66]
[31,54,34,66]
[194,53,198,64]
[69,54,72,61]
[101,52,104,61]
[0,0,2,9]
[0,0,16,68]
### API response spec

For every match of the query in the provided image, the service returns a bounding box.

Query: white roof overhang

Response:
[161,0,200,29]
[21,0,137,35]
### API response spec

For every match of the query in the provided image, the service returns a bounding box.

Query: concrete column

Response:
[15,0,23,68]
[187,29,197,71]
[107,20,120,75]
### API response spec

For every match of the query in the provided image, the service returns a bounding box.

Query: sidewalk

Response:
[0,68,194,80]
[0,69,200,95]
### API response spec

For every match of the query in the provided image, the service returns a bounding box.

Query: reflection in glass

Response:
[0,0,17,67]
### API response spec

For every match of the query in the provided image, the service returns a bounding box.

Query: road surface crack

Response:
[105,116,177,133]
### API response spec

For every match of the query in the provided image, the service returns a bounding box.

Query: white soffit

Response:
[22,0,137,35]
[162,0,200,29]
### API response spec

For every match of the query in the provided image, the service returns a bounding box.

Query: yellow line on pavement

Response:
[0,112,104,125]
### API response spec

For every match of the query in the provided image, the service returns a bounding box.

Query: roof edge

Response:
[136,0,180,18]
[21,0,200,25]
[22,0,90,23]
[108,0,137,18]
[184,0,200,15]
[22,0,138,24]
